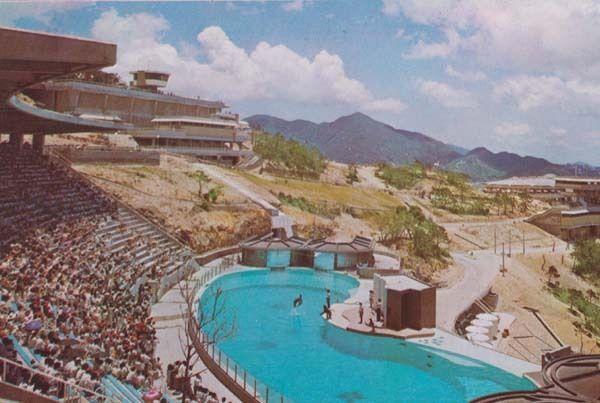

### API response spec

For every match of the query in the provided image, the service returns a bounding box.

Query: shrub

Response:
[375,162,426,190]
[254,133,326,177]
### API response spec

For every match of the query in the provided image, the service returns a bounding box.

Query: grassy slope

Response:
[237,171,400,210]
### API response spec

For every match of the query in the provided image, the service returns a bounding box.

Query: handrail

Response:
[0,355,117,402]
[189,265,290,403]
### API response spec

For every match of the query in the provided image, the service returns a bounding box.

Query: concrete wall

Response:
[57,148,160,165]
[37,86,219,127]
[528,208,562,236]
[386,287,436,331]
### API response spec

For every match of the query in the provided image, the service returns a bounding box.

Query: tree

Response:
[572,239,600,282]
[375,162,426,190]
[412,219,449,261]
[192,171,211,197]
[431,186,453,210]
[176,275,235,403]
[586,289,598,304]
[253,132,326,177]
[345,164,360,185]
[547,265,560,286]
[205,184,223,204]
[518,191,533,213]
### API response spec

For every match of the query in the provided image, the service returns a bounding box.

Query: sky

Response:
[2,0,600,165]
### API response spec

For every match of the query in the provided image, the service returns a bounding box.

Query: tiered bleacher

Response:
[0,142,191,401]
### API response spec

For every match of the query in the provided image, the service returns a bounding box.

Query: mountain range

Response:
[246,112,599,181]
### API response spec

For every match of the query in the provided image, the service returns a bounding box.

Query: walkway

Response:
[436,250,502,331]
[152,258,241,403]
[196,163,280,213]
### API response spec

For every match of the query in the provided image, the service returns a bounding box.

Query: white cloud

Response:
[493,75,600,113]
[385,0,600,79]
[91,9,406,113]
[282,0,304,12]
[404,28,460,59]
[0,1,89,26]
[493,75,566,111]
[445,65,486,82]
[417,79,477,108]
[494,122,531,137]
[361,98,407,114]
[381,0,402,16]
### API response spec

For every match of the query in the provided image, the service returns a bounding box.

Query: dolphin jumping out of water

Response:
[293,294,303,308]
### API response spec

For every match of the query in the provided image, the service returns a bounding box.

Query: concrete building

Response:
[129,70,169,92]
[0,27,253,164]
[527,206,600,240]
[374,274,436,331]
[486,175,600,240]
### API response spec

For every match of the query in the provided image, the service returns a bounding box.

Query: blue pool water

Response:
[199,268,535,403]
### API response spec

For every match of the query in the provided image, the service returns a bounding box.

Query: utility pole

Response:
[502,242,506,276]
[494,227,497,254]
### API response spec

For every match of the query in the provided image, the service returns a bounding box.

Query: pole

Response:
[522,228,525,254]
[494,227,497,254]
[502,242,505,276]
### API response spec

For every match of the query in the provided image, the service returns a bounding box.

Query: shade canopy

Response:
[471,319,494,328]
[465,325,489,334]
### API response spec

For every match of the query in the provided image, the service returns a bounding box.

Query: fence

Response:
[190,264,291,403]
[0,355,119,402]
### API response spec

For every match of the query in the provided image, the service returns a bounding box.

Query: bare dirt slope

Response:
[76,154,270,253]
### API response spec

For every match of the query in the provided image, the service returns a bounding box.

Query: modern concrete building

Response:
[484,176,600,205]
[0,27,253,164]
[373,274,436,331]
[0,27,128,151]
[527,206,600,240]
[486,175,600,240]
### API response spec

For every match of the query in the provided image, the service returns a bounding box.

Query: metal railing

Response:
[0,355,120,402]
[191,264,291,403]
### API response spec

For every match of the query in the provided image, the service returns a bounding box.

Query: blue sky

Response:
[3,0,600,165]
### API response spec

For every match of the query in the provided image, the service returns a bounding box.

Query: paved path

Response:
[196,163,280,213]
[436,250,502,332]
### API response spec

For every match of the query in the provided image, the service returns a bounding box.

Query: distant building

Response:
[486,175,600,240]
[484,175,600,205]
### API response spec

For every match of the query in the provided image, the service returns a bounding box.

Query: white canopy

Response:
[465,325,489,334]
[471,319,494,328]
[468,333,490,342]
[476,313,499,322]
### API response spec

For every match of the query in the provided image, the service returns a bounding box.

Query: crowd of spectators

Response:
[0,143,186,399]
[166,361,225,403]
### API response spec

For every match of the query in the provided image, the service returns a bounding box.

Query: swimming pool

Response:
[199,268,535,402]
